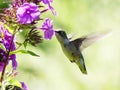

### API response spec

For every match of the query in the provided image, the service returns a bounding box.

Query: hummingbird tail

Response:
[75,58,87,74]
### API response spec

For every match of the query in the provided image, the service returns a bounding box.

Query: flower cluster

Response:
[16,0,56,39]
[0,0,56,89]
[0,25,17,71]
[1,0,56,40]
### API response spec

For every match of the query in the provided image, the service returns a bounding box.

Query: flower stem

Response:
[0,29,16,83]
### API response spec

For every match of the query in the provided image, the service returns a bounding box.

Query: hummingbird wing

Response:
[71,30,112,51]
[80,31,112,51]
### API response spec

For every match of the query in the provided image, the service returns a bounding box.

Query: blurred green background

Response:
[16,0,120,90]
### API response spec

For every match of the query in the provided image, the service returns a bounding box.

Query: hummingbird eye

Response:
[56,31,67,38]
[59,31,65,36]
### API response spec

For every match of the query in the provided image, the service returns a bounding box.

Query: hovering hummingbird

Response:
[55,30,111,74]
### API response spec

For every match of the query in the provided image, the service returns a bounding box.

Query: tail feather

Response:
[75,55,87,74]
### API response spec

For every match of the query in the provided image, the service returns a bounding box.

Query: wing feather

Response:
[71,30,112,51]
[80,30,112,51]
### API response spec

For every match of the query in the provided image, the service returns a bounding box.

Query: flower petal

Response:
[41,18,55,40]
[0,62,4,71]
[44,29,54,40]
[21,82,29,90]
[17,3,40,24]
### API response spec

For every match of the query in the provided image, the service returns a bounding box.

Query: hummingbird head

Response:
[55,30,68,43]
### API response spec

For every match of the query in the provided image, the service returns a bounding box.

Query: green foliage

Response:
[0,0,10,13]
[10,50,40,57]
[0,44,6,51]
[6,78,21,88]
[1,77,22,90]
[16,0,120,90]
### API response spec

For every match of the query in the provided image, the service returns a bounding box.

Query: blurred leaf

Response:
[16,42,22,46]
[0,0,10,13]
[4,24,14,34]
[0,44,6,51]
[10,50,40,57]
[23,42,27,48]
[5,77,22,88]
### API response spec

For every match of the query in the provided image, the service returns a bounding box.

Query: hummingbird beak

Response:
[55,30,59,33]
[54,30,63,35]
[55,30,63,33]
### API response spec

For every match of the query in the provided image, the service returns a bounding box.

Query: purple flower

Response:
[0,29,15,51]
[9,54,17,70]
[13,0,26,7]
[41,18,55,40]
[16,2,40,24]
[0,25,17,71]
[0,49,6,71]
[41,0,56,15]
[21,82,29,90]
[34,0,53,3]
[0,62,4,71]
[41,0,53,4]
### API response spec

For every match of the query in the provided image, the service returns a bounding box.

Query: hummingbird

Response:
[55,30,111,74]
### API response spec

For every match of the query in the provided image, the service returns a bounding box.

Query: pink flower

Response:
[41,18,55,40]
[41,0,56,15]
[17,3,40,24]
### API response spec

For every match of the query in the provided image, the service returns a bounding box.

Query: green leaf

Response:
[23,42,27,48]
[8,78,21,87]
[0,22,14,33]
[16,42,22,46]
[0,0,10,13]
[4,77,22,88]
[10,50,40,57]
[4,24,14,34]
[27,50,40,57]
[0,44,6,51]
